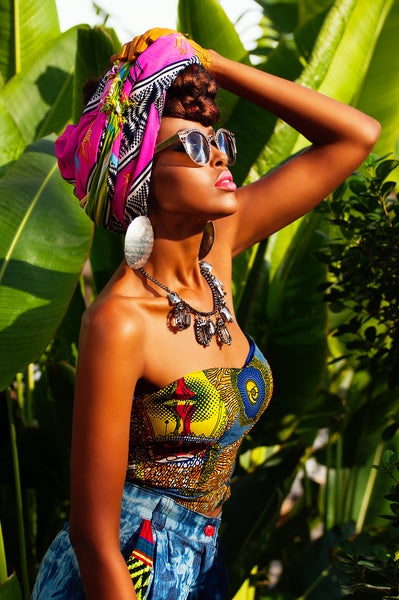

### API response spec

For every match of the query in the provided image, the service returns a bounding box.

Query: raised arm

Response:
[69,300,141,600]
[208,51,381,256]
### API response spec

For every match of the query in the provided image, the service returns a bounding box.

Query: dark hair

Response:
[82,79,101,106]
[163,63,220,126]
[82,63,220,127]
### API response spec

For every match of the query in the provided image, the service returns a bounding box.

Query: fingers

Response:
[114,28,211,69]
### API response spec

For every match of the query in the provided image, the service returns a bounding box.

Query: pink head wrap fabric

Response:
[55,33,201,233]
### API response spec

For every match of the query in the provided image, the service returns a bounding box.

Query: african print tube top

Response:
[126,336,273,512]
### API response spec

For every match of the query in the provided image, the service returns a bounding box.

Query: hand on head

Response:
[113,27,211,69]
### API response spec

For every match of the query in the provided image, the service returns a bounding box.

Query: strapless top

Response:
[126,336,273,512]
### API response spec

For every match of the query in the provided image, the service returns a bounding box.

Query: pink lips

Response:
[215,170,237,192]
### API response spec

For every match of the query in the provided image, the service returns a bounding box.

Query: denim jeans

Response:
[31,481,229,599]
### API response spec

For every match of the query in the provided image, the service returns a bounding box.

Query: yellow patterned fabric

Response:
[127,337,273,512]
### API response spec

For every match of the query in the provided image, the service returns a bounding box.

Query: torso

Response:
[97,248,251,392]
[127,336,273,515]
[87,244,260,516]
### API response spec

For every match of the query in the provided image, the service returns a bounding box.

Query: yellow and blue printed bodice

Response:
[127,337,273,512]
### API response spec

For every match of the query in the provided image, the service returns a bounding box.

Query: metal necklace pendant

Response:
[195,317,212,346]
[170,301,191,331]
[216,316,232,346]
[139,261,233,347]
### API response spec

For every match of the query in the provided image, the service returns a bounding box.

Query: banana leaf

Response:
[0,0,59,84]
[89,226,124,296]
[72,26,121,123]
[244,213,329,446]
[0,137,92,391]
[264,0,393,168]
[221,443,306,594]
[178,0,247,62]
[0,28,78,176]
[354,0,399,164]
[255,0,300,33]
[0,571,22,600]
[178,0,250,121]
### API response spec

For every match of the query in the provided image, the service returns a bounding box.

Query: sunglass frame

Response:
[154,128,236,166]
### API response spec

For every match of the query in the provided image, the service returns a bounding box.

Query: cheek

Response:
[150,166,207,212]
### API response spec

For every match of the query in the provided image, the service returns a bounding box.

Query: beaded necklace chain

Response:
[139,261,233,347]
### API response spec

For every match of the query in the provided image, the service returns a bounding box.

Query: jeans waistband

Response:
[122,482,221,543]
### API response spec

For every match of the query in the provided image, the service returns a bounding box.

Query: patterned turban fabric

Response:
[55,33,202,233]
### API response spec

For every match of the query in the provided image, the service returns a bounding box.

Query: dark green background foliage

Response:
[1,0,399,599]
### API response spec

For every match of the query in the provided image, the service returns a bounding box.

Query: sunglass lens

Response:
[186,131,209,165]
[217,131,236,165]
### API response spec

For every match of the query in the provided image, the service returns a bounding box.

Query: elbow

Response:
[69,523,90,555]
[69,523,102,559]
[69,517,119,560]
[360,116,381,154]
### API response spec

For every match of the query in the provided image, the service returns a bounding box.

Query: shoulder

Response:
[82,294,139,338]
[78,270,146,375]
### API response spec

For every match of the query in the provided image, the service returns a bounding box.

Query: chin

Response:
[214,194,238,217]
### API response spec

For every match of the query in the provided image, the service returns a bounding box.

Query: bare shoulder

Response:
[78,267,146,377]
[82,292,141,342]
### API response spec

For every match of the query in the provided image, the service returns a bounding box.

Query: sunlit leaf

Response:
[255,0,299,33]
[355,0,399,172]
[0,28,78,174]
[178,0,249,121]
[0,0,60,84]
[0,137,92,391]
[255,0,393,174]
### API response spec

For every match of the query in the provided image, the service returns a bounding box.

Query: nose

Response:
[209,142,228,167]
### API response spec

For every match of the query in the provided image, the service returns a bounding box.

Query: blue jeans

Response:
[31,481,229,599]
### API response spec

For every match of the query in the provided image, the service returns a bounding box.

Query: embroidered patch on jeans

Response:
[127,519,154,599]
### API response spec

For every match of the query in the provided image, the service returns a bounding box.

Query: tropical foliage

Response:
[1,0,399,598]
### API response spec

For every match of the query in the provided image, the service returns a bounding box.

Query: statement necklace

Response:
[139,261,233,347]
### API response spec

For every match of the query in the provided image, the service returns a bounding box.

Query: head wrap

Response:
[55,33,202,233]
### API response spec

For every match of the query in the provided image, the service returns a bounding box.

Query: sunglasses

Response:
[154,128,237,166]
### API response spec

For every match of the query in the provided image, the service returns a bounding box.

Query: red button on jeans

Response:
[204,525,215,537]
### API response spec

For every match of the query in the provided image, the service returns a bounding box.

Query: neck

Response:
[139,254,233,347]
[142,217,208,289]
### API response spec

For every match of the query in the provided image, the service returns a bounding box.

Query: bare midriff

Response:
[202,506,222,518]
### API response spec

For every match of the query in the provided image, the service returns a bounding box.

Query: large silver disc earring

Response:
[199,221,215,260]
[124,216,154,269]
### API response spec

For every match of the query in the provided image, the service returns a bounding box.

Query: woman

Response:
[31,28,380,600]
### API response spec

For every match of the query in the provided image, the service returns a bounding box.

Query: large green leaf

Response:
[0,0,60,85]
[72,26,121,123]
[0,137,92,391]
[354,0,399,161]
[0,102,25,178]
[248,213,329,445]
[0,28,77,175]
[178,0,247,62]
[255,0,300,33]
[178,0,250,122]
[315,0,392,101]
[0,571,22,600]
[221,443,305,594]
[298,0,336,22]
[89,226,124,296]
[254,0,393,175]
[227,41,303,186]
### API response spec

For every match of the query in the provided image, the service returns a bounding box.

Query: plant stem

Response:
[0,521,8,585]
[325,429,332,530]
[335,434,343,523]
[356,443,384,532]
[298,567,331,599]
[6,389,30,599]
[26,364,35,427]
[16,373,24,417]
